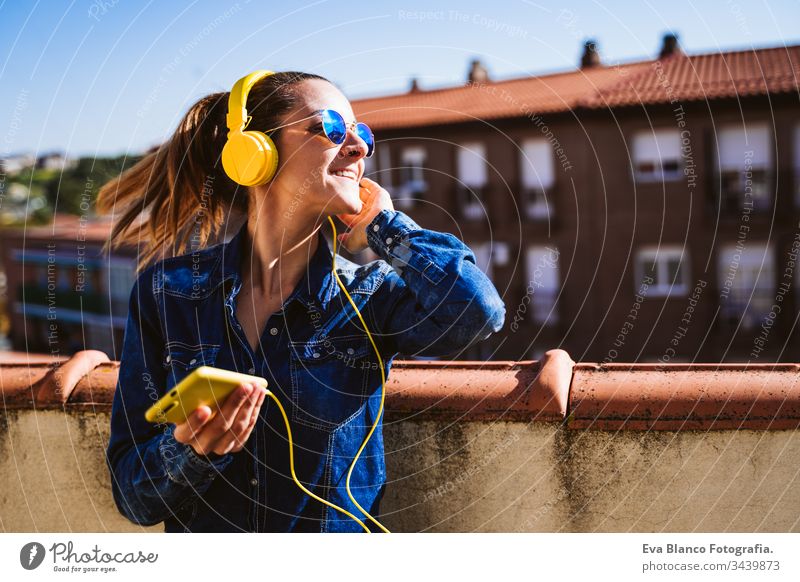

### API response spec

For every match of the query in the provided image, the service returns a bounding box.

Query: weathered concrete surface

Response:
[1,410,797,532]
[0,410,159,532]
[381,421,800,532]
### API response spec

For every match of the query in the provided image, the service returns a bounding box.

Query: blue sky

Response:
[1,0,798,157]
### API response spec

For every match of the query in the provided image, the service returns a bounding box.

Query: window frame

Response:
[717,242,775,330]
[519,138,555,220]
[457,142,489,220]
[525,245,560,326]
[634,245,690,297]
[631,128,684,183]
[398,146,427,206]
[716,123,774,212]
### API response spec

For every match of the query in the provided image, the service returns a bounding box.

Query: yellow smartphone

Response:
[145,366,269,425]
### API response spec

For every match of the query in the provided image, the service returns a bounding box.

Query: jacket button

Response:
[312,352,320,359]
[165,355,171,363]
[248,367,256,374]
[189,359,197,365]
[346,347,355,355]
[269,327,278,335]
[372,224,380,232]
[385,237,393,244]
[250,478,258,487]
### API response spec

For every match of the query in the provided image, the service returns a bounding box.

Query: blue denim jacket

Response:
[105,209,505,532]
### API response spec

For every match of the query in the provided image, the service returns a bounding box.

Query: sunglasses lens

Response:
[321,109,346,144]
[356,123,375,157]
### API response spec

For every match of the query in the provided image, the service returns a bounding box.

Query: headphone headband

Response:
[226,69,275,134]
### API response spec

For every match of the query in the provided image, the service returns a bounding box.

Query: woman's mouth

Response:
[329,168,359,182]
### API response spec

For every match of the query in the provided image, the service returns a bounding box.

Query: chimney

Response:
[580,39,601,69]
[409,77,421,93]
[659,33,683,59]
[467,59,490,85]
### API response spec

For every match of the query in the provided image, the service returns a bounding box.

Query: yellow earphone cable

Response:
[327,215,391,533]
[263,216,390,533]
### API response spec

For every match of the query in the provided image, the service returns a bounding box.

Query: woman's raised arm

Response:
[365,208,506,358]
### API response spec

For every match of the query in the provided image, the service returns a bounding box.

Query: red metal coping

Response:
[1,350,798,430]
[569,363,800,430]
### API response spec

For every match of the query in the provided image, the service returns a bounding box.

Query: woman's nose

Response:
[338,127,368,158]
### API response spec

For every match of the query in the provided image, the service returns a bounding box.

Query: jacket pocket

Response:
[289,335,375,430]
[162,342,222,392]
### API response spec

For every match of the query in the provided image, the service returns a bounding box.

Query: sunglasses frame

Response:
[261,109,375,157]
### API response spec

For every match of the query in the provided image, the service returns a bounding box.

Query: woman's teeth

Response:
[332,170,357,181]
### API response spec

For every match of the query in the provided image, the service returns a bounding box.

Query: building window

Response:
[397,147,426,207]
[632,129,683,182]
[717,242,774,329]
[635,246,689,297]
[526,246,560,325]
[520,138,555,220]
[717,123,772,212]
[456,142,488,220]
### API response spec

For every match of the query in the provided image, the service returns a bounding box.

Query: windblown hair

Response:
[96,71,329,272]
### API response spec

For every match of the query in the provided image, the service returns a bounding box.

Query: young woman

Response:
[101,70,506,533]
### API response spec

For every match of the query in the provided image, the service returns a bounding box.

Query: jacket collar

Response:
[214,220,338,310]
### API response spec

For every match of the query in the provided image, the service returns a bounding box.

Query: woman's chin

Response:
[331,185,363,214]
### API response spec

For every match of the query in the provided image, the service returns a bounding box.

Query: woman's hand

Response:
[172,382,267,458]
[335,177,394,254]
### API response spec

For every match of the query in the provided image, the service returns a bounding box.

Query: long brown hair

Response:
[96,71,329,272]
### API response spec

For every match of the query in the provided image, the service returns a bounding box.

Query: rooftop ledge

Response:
[2,350,798,431]
[3,350,800,532]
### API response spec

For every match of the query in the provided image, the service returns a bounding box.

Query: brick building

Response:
[351,36,800,362]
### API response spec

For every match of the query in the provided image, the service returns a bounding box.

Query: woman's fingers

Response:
[335,178,395,254]
[170,382,267,458]
[212,384,263,455]
[337,180,375,226]
[191,383,253,455]
[206,383,253,435]
[232,384,266,451]
[233,386,267,451]
[173,405,212,445]
[360,176,394,208]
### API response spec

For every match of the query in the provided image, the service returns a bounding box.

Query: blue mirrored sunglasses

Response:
[319,109,375,158]
[264,108,375,157]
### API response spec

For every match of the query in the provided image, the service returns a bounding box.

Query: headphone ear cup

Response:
[250,131,279,185]
[221,130,279,186]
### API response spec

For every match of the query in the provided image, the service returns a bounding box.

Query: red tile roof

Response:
[584,45,800,108]
[352,44,800,130]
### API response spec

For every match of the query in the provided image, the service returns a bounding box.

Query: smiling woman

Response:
[97,69,506,533]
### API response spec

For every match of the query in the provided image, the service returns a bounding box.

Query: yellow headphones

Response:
[221,70,280,186]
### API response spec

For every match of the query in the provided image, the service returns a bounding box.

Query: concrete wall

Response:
[2,409,797,533]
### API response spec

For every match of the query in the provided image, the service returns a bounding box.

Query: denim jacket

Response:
[105,209,505,532]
